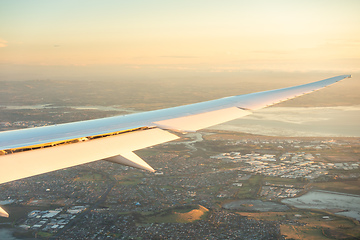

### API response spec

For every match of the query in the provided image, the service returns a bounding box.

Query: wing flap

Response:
[154,107,251,132]
[105,152,155,172]
[0,128,178,184]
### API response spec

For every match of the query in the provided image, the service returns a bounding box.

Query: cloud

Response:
[251,50,289,55]
[0,38,8,48]
[160,56,198,58]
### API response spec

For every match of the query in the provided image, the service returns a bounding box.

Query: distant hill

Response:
[137,204,209,223]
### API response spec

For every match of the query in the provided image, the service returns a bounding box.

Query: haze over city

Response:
[1,0,360,82]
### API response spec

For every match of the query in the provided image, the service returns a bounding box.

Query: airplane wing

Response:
[0,75,351,217]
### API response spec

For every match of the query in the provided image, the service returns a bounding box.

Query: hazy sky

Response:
[1,0,360,80]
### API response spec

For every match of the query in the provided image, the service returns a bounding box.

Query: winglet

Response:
[105,152,155,172]
[0,206,9,218]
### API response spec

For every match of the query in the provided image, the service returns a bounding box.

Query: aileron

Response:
[154,107,251,132]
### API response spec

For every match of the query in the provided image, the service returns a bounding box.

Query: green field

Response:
[74,173,104,182]
[312,179,360,195]
[236,175,263,199]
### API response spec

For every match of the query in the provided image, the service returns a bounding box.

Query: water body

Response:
[170,132,205,152]
[0,200,15,205]
[0,229,26,240]
[211,106,360,137]
[282,190,360,221]
[223,200,289,212]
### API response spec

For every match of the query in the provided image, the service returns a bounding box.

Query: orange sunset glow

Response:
[1,0,359,80]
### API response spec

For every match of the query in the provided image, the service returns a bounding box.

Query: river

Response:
[210,105,360,137]
[0,228,29,240]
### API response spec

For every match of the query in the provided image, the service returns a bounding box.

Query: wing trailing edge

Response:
[154,107,251,132]
[0,128,178,185]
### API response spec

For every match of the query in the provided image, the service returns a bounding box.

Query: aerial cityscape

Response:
[0,127,359,239]
[0,80,359,239]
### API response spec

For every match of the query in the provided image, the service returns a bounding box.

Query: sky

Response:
[1,0,360,80]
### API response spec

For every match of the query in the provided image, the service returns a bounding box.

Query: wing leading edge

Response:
[0,75,350,151]
[0,75,351,217]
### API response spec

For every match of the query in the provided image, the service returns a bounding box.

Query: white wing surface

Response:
[0,75,351,185]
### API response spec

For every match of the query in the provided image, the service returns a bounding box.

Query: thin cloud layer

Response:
[0,38,7,48]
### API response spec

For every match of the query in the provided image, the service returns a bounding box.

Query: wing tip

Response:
[340,74,351,80]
